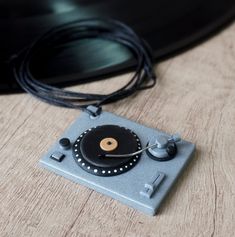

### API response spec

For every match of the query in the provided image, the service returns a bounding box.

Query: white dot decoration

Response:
[108,171,111,174]
[114,170,117,173]
[82,163,85,166]
[94,169,98,173]
[87,166,90,169]
[102,170,106,174]
[78,159,81,162]
[120,168,123,171]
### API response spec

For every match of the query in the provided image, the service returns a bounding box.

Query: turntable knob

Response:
[154,135,168,149]
[147,134,181,161]
[59,137,71,150]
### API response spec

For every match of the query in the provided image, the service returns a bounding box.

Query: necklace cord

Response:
[12,18,157,116]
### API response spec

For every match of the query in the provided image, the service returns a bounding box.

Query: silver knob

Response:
[155,135,168,149]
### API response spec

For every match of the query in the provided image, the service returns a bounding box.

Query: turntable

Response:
[40,106,195,215]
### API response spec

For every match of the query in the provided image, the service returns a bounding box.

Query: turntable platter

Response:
[72,125,142,176]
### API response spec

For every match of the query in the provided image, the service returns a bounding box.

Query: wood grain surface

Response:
[0,23,235,237]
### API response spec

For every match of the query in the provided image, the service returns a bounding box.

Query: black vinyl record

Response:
[1,0,235,93]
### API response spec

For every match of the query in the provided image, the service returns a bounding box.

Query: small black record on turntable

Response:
[72,125,142,176]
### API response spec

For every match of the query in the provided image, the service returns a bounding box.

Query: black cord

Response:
[12,18,157,116]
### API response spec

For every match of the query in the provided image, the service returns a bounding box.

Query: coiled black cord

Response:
[13,18,157,116]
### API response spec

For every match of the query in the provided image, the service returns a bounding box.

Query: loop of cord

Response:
[12,18,157,115]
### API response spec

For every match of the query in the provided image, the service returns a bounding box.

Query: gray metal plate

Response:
[40,107,195,215]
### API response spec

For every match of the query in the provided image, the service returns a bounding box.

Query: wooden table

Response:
[0,23,235,237]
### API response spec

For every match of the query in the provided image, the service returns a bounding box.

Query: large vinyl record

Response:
[1,0,235,93]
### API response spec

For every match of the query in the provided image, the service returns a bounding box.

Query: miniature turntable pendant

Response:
[40,106,195,215]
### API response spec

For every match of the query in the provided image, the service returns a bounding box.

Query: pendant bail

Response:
[84,105,102,117]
